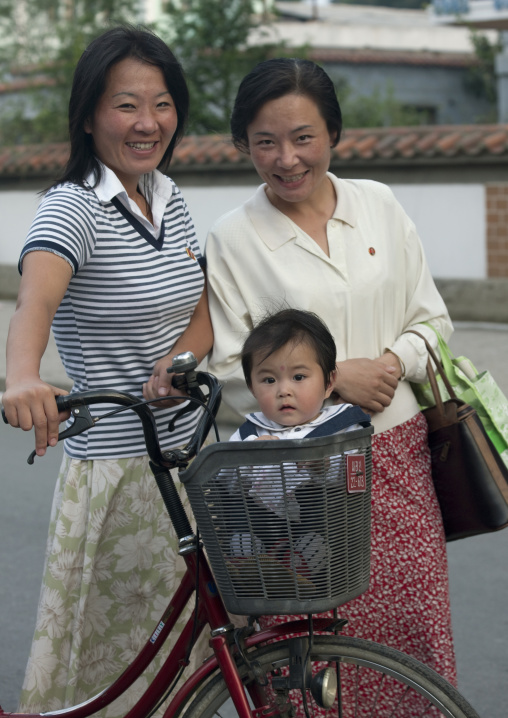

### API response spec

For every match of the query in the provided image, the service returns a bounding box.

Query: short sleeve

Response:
[19,184,97,275]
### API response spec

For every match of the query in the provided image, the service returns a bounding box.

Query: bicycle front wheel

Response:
[181,635,479,718]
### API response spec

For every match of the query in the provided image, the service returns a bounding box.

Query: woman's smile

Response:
[127,141,158,150]
[276,171,308,184]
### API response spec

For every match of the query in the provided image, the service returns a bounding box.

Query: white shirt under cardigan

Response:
[206,174,453,436]
[20,164,205,459]
[229,403,365,441]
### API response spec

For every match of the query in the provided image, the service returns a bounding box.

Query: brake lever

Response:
[27,405,96,465]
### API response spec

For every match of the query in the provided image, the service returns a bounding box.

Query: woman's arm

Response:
[2,251,73,456]
[142,285,214,403]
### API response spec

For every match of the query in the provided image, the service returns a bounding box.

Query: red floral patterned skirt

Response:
[259,412,457,712]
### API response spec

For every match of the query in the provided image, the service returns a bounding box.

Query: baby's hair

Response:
[241,309,336,388]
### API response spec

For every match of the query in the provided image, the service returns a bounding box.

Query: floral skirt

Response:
[259,412,457,715]
[18,454,209,717]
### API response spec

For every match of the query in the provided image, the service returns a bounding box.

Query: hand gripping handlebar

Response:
[1,352,222,470]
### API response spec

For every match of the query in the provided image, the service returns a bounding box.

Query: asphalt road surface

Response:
[1,323,507,716]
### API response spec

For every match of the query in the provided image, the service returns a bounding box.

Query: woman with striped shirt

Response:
[2,27,212,715]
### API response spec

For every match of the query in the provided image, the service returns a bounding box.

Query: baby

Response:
[230,308,370,443]
[227,309,371,579]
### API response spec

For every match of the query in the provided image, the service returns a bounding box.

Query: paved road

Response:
[0,426,63,713]
[1,323,508,716]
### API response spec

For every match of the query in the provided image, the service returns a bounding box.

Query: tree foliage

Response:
[160,0,304,135]
[0,0,444,148]
[0,0,137,145]
[0,0,302,143]
[464,30,501,105]
[337,79,426,128]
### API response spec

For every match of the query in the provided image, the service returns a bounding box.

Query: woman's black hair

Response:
[241,308,337,389]
[52,25,189,189]
[231,58,342,154]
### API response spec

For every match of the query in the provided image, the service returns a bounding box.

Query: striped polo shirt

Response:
[20,167,205,459]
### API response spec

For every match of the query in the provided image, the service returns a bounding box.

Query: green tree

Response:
[463,30,501,109]
[0,0,138,145]
[337,79,426,128]
[160,0,304,134]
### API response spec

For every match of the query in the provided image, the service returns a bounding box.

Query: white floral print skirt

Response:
[18,454,209,717]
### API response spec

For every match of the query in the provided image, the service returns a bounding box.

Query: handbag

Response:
[406,329,508,541]
[411,325,508,469]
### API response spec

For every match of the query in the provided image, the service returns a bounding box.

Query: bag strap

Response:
[404,329,457,408]
[465,408,508,504]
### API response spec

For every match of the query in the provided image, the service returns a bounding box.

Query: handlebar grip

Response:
[2,395,73,425]
[55,395,73,412]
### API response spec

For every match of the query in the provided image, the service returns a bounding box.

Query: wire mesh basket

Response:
[180,428,373,615]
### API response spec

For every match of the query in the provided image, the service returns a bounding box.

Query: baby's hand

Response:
[255,435,279,441]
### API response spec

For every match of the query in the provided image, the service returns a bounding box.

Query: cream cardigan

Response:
[206,174,452,435]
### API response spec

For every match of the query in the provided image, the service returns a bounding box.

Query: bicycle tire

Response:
[180,635,480,718]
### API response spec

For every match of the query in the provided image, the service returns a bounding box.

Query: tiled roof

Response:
[332,125,508,164]
[0,143,71,178]
[1,125,508,179]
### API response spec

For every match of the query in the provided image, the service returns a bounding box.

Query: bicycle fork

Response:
[234,631,343,718]
[210,631,255,717]
[209,628,294,718]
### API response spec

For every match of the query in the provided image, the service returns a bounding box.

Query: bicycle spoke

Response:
[368,671,384,718]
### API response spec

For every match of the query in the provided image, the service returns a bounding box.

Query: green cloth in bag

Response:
[411,325,508,469]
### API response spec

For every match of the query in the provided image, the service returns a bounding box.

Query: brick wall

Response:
[486,184,508,278]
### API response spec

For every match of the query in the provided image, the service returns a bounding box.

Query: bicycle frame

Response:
[1,355,484,718]
[0,526,332,718]
[0,359,340,718]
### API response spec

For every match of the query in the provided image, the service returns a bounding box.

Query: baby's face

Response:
[249,340,333,427]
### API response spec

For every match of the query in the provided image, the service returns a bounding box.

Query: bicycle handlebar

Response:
[1,353,222,470]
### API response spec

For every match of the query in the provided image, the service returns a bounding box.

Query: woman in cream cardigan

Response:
[205,57,457,704]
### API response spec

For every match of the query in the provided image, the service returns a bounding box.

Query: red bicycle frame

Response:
[0,536,329,718]
[0,369,335,718]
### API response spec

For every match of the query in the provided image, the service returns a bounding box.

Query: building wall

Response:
[0,189,40,266]
[486,183,508,277]
[0,181,487,279]
[324,63,495,126]
[392,183,486,278]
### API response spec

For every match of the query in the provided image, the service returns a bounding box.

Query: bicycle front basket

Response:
[179,428,373,615]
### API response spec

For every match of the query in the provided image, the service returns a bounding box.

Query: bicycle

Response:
[1,352,481,718]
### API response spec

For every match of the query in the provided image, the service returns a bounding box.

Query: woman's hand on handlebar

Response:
[332,357,399,414]
[143,354,187,408]
[2,379,70,456]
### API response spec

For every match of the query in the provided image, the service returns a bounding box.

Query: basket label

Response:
[347,454,366,493]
